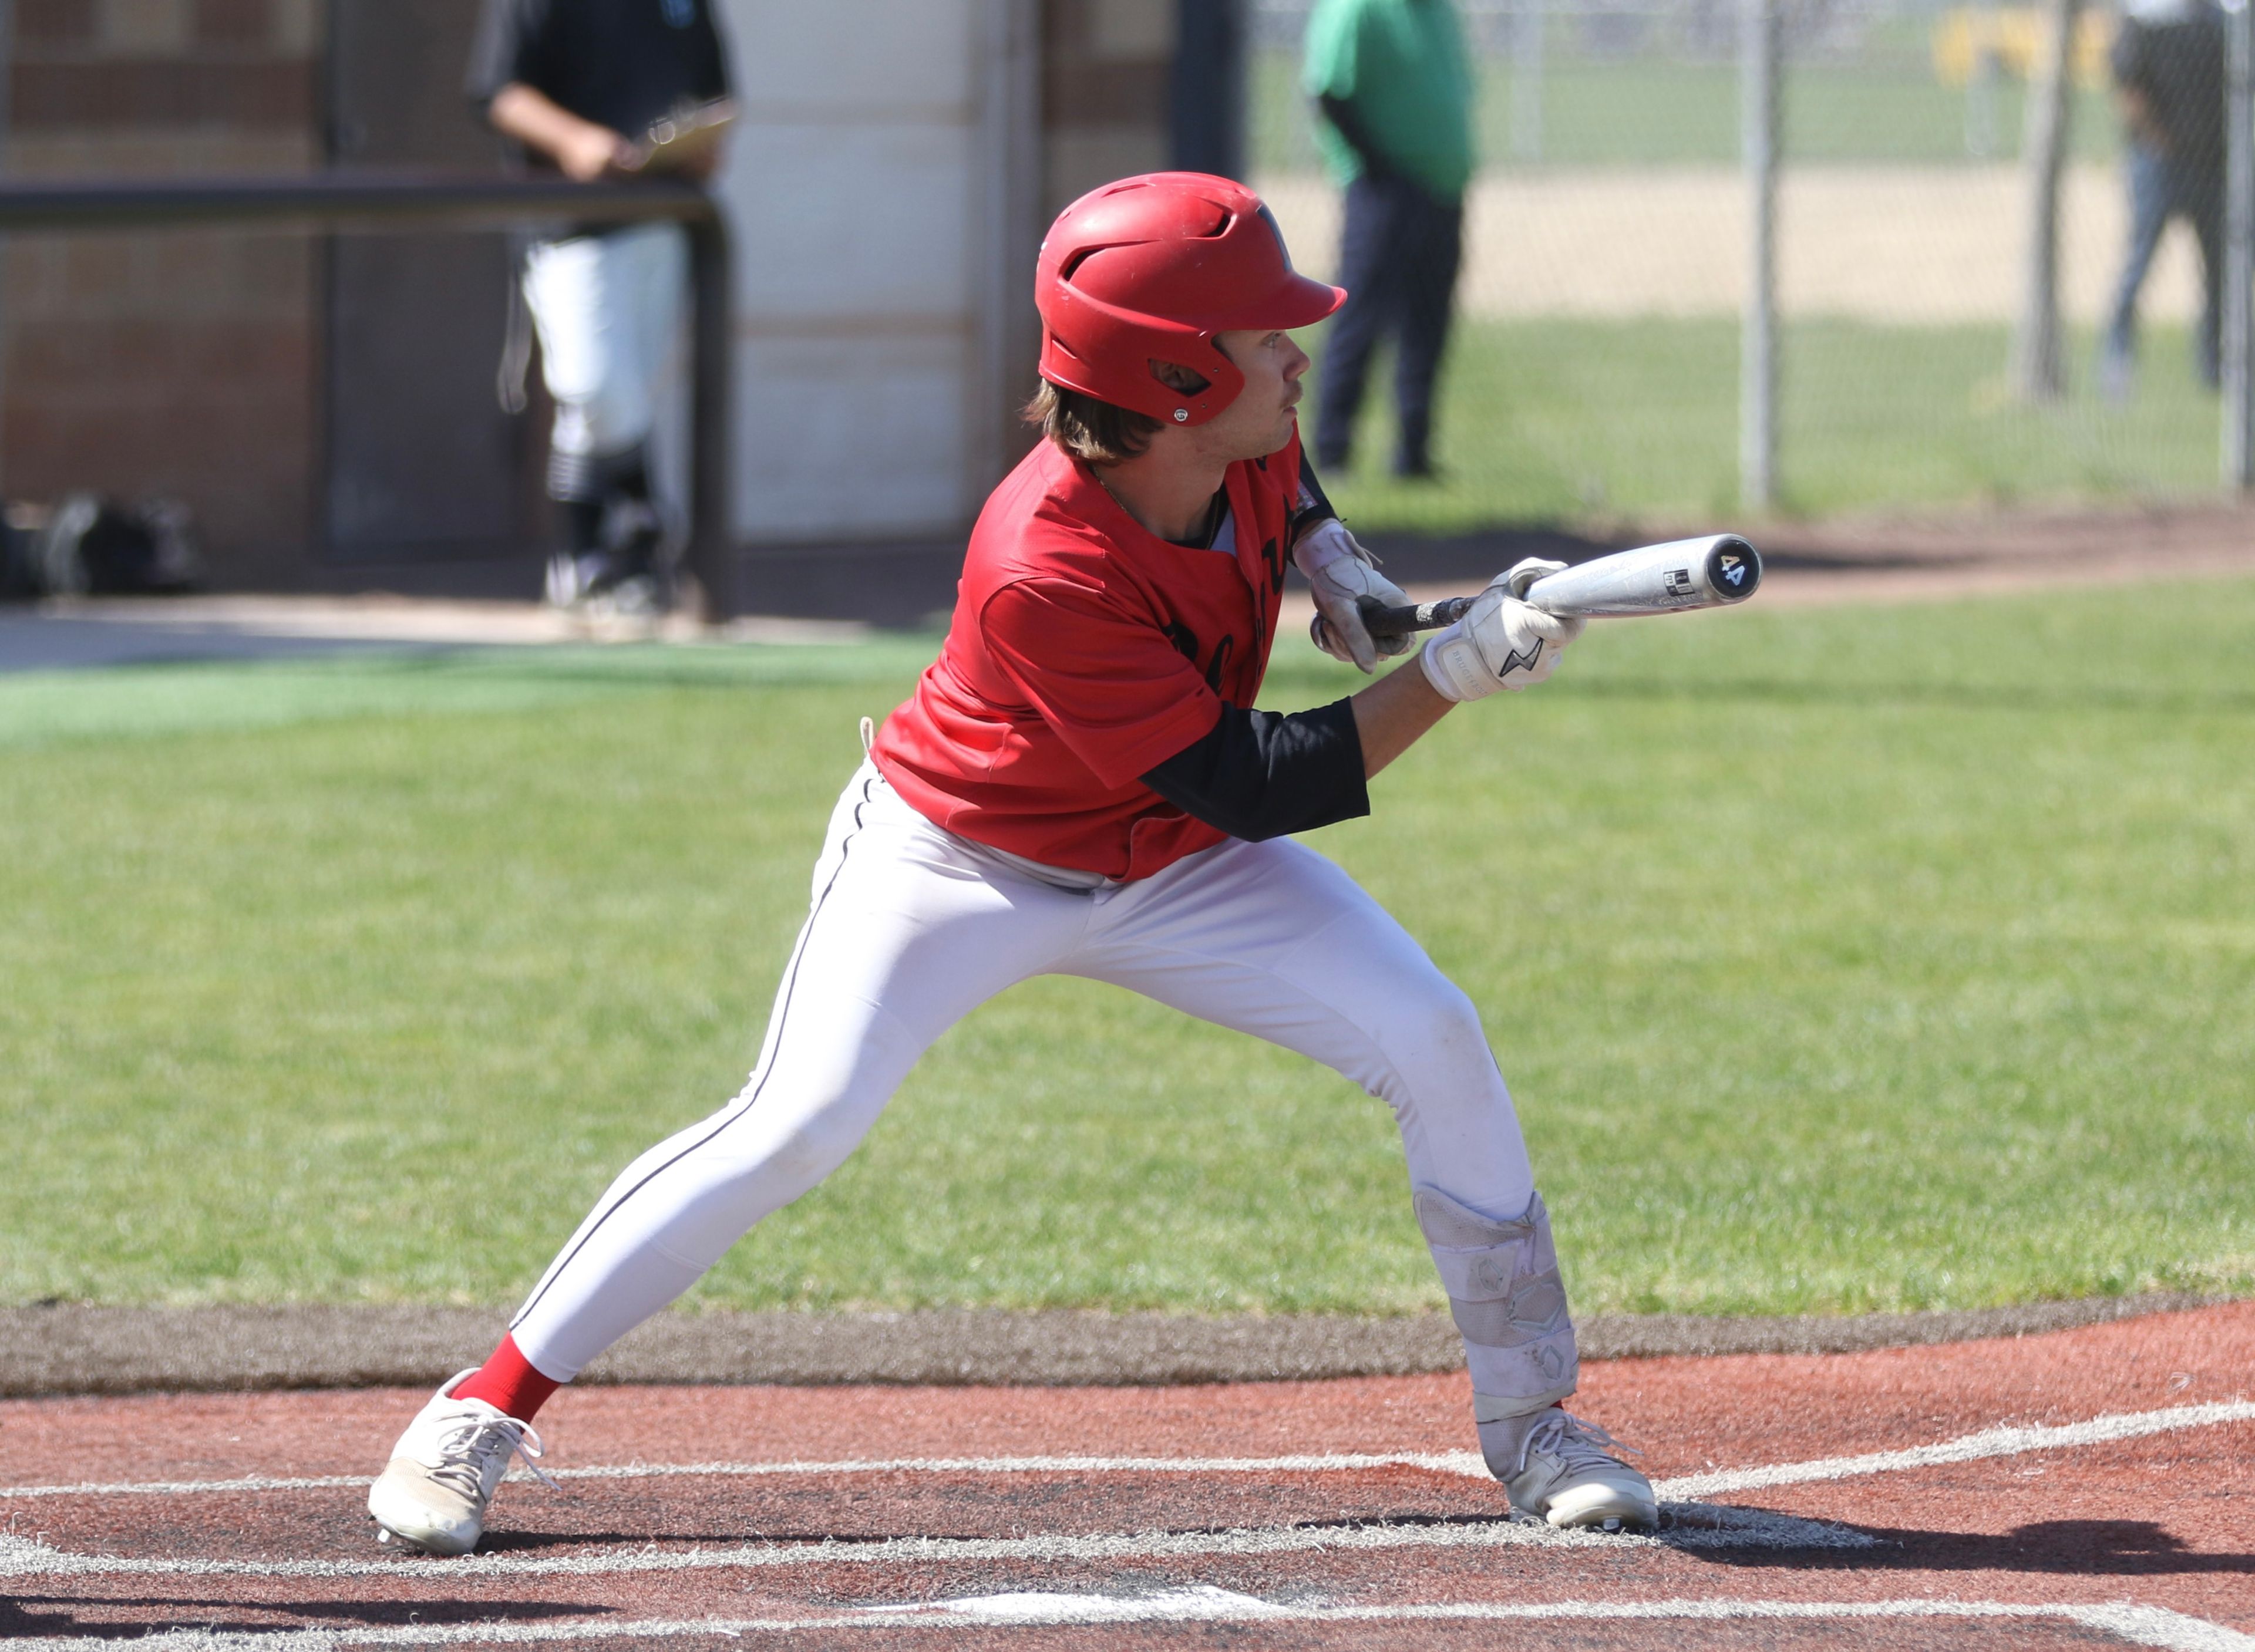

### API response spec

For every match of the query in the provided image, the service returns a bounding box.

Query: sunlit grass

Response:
[2,579,2249,1315]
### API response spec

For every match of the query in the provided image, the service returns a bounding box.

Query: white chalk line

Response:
[0,1499,1872,1585]
[1658,1398,2255,1499]
[2,1596,2250,1652]
[10,1395,2250,1507]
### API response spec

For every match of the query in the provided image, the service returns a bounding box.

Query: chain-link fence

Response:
[1252,0,2235,532]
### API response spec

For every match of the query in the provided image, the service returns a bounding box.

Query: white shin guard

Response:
[1414,1185,1580,1425]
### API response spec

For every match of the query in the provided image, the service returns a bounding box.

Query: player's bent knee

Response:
[1383,977,1493,1073]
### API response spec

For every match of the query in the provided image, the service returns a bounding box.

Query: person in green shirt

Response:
[1302,0,1474,478]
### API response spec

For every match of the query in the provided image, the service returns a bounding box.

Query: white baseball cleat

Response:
[367,1370,554,1555]
[1495,1408,1658,1531]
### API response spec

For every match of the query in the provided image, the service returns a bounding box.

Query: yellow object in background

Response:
[1931,6,2115,89]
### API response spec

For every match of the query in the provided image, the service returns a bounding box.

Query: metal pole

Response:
[2011,0,2079,402]
[1512,0,1543,164]
[0,173,718,234]
[0,173,728,611]
[1966,0,2001,160]
[1740,0,1778,512]
[1171,0,1246,178]
[0,0,14,502]
[685,211,735,621]
[977,0,1042,492]
[2223,0,2253,491]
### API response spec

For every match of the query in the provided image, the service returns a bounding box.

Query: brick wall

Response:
[4,0,324,585]
[0,3,1194,592]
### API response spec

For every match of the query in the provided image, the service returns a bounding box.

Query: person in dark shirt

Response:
[2100,0,2227,399]
[1302,0,1475,480]
[467,0,733,611]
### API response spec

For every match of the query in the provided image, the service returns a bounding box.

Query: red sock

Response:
[453,1333,562,1422]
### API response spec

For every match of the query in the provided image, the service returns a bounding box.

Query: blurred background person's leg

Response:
[1390,188,1463,478]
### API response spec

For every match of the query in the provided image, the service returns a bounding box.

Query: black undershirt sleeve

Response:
[1140,700,1370,843]
[466,0,540,109]
[1292,458,1338,542]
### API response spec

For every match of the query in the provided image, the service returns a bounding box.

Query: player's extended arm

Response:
[1350,566,1586,776]
[489,82,634,181]
[1144,563,1582,832]
[1348,658,1453,778]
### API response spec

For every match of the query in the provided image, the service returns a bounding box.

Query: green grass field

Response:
[1314,318,2224,532]
[4,581,2250,1319]
[1251,50,2122,173]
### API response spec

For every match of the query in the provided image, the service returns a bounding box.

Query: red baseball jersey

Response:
[871,434,1302,880]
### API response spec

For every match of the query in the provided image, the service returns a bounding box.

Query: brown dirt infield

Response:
[4,1300,2249,1650]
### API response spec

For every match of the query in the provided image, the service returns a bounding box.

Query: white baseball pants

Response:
[509,761,1544,1385]
[521,222,686,466]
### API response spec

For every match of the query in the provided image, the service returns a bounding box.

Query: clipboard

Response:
[624,99,736,175]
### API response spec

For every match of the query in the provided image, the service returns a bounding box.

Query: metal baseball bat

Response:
[1359,535,1763,641]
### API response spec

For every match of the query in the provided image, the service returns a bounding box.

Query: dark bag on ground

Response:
[5,494,203,599]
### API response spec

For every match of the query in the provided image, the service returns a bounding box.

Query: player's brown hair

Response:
[1025,380,1162,464]
[1025,359,1215,466]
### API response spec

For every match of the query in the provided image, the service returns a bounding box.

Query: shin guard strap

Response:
[1415,1185,1579,1415]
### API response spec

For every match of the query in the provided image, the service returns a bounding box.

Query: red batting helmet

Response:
[1035,173,1345,427]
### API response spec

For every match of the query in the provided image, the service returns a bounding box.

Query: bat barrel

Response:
[1523,534,1761,616]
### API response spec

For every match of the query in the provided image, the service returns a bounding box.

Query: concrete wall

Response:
[714,0,1186,549]
[716,0,1043,546]
[1043,0,1173,217]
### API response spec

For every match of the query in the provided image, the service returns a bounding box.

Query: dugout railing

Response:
[0,173,737,617]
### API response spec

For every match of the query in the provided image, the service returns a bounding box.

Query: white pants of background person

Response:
[508,760,1543,1382]
[521,221,688,522]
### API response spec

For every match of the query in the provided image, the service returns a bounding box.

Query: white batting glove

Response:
[1419,572,1586,702]
[1295,518,1414,674]
[1501,555,1570,598]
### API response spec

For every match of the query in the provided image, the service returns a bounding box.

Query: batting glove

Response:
[1296,518,1414,674]
[1501,555,1571,599]
[1419,571,1586,702]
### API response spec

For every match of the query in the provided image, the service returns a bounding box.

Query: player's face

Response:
[1200,328,1311,462]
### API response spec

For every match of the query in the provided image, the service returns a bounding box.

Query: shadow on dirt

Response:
[472,1508,1524,1554]
[1701,1516,2253,1575]
[0,1593,606,1639]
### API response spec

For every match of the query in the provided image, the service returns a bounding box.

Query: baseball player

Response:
[368,173,1657,1555]
[469,0,733,612]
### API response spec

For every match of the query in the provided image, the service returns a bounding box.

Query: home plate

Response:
[863,1585,1294,1623]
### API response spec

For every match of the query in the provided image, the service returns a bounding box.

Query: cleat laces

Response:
[1514,1410,1643,1478]
[426,1411,558,1501]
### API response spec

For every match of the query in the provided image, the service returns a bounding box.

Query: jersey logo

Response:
[1164,619,1236,693]
[662,0,695,26]
[1203,633,1234,692]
